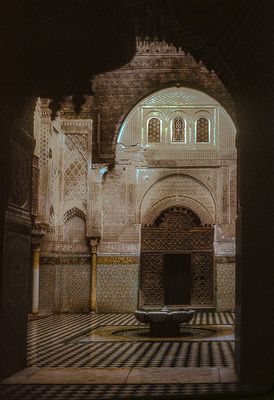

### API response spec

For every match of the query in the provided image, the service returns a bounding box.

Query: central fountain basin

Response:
[134,308,195,337]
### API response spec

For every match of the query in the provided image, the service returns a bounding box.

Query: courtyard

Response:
[1,312,251,399]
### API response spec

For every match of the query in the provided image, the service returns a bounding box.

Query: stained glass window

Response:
[171,117,185,142]
[196,118,209,142]
[148,118,161,142]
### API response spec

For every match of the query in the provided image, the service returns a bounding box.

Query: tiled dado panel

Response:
[61,264,90,313]
[39,264,56,314]
[39,263,90,314]
[97,263,139,313]
[215,258,235,312]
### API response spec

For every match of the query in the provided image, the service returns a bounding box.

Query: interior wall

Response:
[97,260,139,313]
[32,100,93,314]
[0,97,36,380]
[35,42,237,315]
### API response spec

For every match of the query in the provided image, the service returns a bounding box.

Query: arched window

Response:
[196,117,209,142]
[148,118,161,142]
[172,117,185,142]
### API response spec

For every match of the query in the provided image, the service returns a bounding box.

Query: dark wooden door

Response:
[164,253,191,305]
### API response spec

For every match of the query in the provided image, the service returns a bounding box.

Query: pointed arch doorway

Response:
[140,206,214,309]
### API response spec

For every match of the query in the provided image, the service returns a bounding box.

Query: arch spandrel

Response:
[139,174,216,225]
[142,196,214,226]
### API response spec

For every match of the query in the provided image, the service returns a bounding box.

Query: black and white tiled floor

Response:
[1,312,250,399]
[27,312,235,368]
[1,382,250,400]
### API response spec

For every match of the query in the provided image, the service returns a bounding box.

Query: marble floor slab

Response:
[2,366,238,384]
[126,367,220,384]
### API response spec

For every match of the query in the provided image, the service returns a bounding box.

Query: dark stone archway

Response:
[0,1,273,393]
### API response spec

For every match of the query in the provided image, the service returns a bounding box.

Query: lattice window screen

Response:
[148,118,161,142]
[196,118,209,142]
[171,117,185,142]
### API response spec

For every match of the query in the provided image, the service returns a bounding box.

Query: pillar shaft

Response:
[89,237,99,312]
[90,250,97,311]
[32,246,40,314]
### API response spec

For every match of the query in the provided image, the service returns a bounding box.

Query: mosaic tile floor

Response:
[27,312,235,368]
[1,312,251,399]
[1,382,250,400]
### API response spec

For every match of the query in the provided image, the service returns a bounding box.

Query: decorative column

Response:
[31,224,47,314]
[86,164,105,312]
[88,236,100,312]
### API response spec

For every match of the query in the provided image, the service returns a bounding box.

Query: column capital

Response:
[86,226,101,238]
[32,242,40,252]
[31,232,44,247]
[32,221,48,238]
[87,235,101,252]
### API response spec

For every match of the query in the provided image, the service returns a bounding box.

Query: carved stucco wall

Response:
[36,39,236,313]
[92,38,235,158]
[36,103,92,313]
[96,85,236,312]
[140,174,216,224]
[97,164,235,311]
[215,257,235,311]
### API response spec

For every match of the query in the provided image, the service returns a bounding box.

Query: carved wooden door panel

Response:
[140,207,214,308]
[140,252,164,306]
[191,253,214,306]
